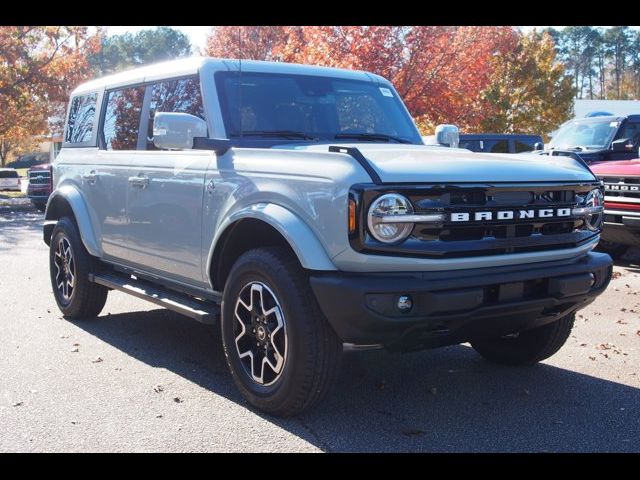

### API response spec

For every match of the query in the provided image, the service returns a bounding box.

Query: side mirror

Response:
[611,138,633,152]
[435,124,459,148]
[533,142,544,151]
[153,112,208,150]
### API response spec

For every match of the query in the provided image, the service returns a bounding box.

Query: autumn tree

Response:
[205,26,289,61]
[478,31,575,138]
[0,26,99,165]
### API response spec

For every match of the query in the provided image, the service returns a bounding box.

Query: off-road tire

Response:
[221,247,343,417]
[471,313,575,366]
[49,217,108,319]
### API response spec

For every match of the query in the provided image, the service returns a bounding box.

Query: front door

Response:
[121,75,212,288]
[125,151,212,287]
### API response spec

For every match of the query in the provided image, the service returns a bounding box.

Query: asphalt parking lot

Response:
[1,206,639,452]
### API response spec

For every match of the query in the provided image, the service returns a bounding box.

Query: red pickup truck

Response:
[591,159,640,259]
[26,163,53,212]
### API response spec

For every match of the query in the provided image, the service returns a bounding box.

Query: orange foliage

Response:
[0,26,100,163]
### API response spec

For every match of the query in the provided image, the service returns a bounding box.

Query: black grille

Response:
[28,170,51,185]
[601,176,640,200]
[350,182,601,259]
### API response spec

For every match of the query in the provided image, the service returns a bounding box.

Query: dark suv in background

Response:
[542,114,640,163]
[459,134,544,153]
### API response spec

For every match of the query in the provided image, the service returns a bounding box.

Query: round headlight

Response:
[367,193,414,244]
[584,188,604,231]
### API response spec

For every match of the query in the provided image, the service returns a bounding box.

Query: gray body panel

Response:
[50,57,601,296]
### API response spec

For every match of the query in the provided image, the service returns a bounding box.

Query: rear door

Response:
[123,76,212,288]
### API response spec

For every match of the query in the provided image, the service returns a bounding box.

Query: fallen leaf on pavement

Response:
[12,402,23,407]
[173,397,183,403]
[617,320,628,324]
[91,357,103,363]
[579,343,587,347]
[153,384,164,393]
[612,271,623,279]
[588,356,596,361]
[70,347,79,353]
[156,414,163,418]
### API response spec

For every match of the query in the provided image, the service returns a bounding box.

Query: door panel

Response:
[86,151,131,261]
[124,151,213,287]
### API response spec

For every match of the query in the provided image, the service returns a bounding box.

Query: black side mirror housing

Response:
[611,138,632,152]
[193,137,232,156]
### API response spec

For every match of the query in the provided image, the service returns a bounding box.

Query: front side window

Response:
[514,140,534,153]
[102,86,145,150]
[146,77,205,150]
[215,72,423,145]
[486,140,509,153]
[65,93,97,143]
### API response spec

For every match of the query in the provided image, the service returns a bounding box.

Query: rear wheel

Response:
[49,217,108,319]
[471,313,575,366]
[596,240,629,260]
[221,247,342,417]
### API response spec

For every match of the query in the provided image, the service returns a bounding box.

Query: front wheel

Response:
[221,247,342,417]
[49,217,108,319]
[471,313,575,366]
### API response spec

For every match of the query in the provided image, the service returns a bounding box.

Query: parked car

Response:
[0,168,21,191]
[26,163,53,211]
[459,134,544,153]
[541,114,640,163]
[44,57,612,416]
[591,159,640,259]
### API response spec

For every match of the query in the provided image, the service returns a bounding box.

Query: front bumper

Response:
[602,209,640,247]
[310,252,612,351]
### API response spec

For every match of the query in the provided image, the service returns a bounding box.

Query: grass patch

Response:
[0,191,26,198]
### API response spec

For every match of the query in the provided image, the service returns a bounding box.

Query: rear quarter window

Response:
[65,93,98,144]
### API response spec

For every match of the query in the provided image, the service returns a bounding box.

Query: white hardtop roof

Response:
[72,56,387,95]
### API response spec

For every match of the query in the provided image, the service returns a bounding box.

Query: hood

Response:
[29,163,52,171]
[296,144,597,183]
[590,159,640,176]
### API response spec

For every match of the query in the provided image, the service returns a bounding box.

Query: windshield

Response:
[548,118,620,150]
[215,71,423,145]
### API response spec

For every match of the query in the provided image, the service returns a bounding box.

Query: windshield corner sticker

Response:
[379,87,393,97]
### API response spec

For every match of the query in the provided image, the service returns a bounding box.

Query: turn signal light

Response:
[348,198,356,234]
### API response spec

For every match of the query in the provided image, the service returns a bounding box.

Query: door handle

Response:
[82,171,98,185]
[128,175,149,189]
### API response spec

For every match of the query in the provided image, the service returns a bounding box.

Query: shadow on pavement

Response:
[72,308,640,452]
[0,209,44,252]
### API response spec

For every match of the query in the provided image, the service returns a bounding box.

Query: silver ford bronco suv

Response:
[44,57,612,416]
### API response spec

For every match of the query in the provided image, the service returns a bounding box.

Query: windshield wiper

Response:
[334,132,412,144]
[230,130,319,140]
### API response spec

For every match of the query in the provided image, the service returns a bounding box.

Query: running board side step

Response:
[89,272,219,324]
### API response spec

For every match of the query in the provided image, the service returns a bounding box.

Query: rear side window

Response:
[102,86,145,150]
[460,140,482,152]
[146,77,205,150]
[0,170,19,178]
[65,93,98,143]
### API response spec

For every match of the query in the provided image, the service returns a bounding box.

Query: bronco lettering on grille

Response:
[450,208,572,222]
